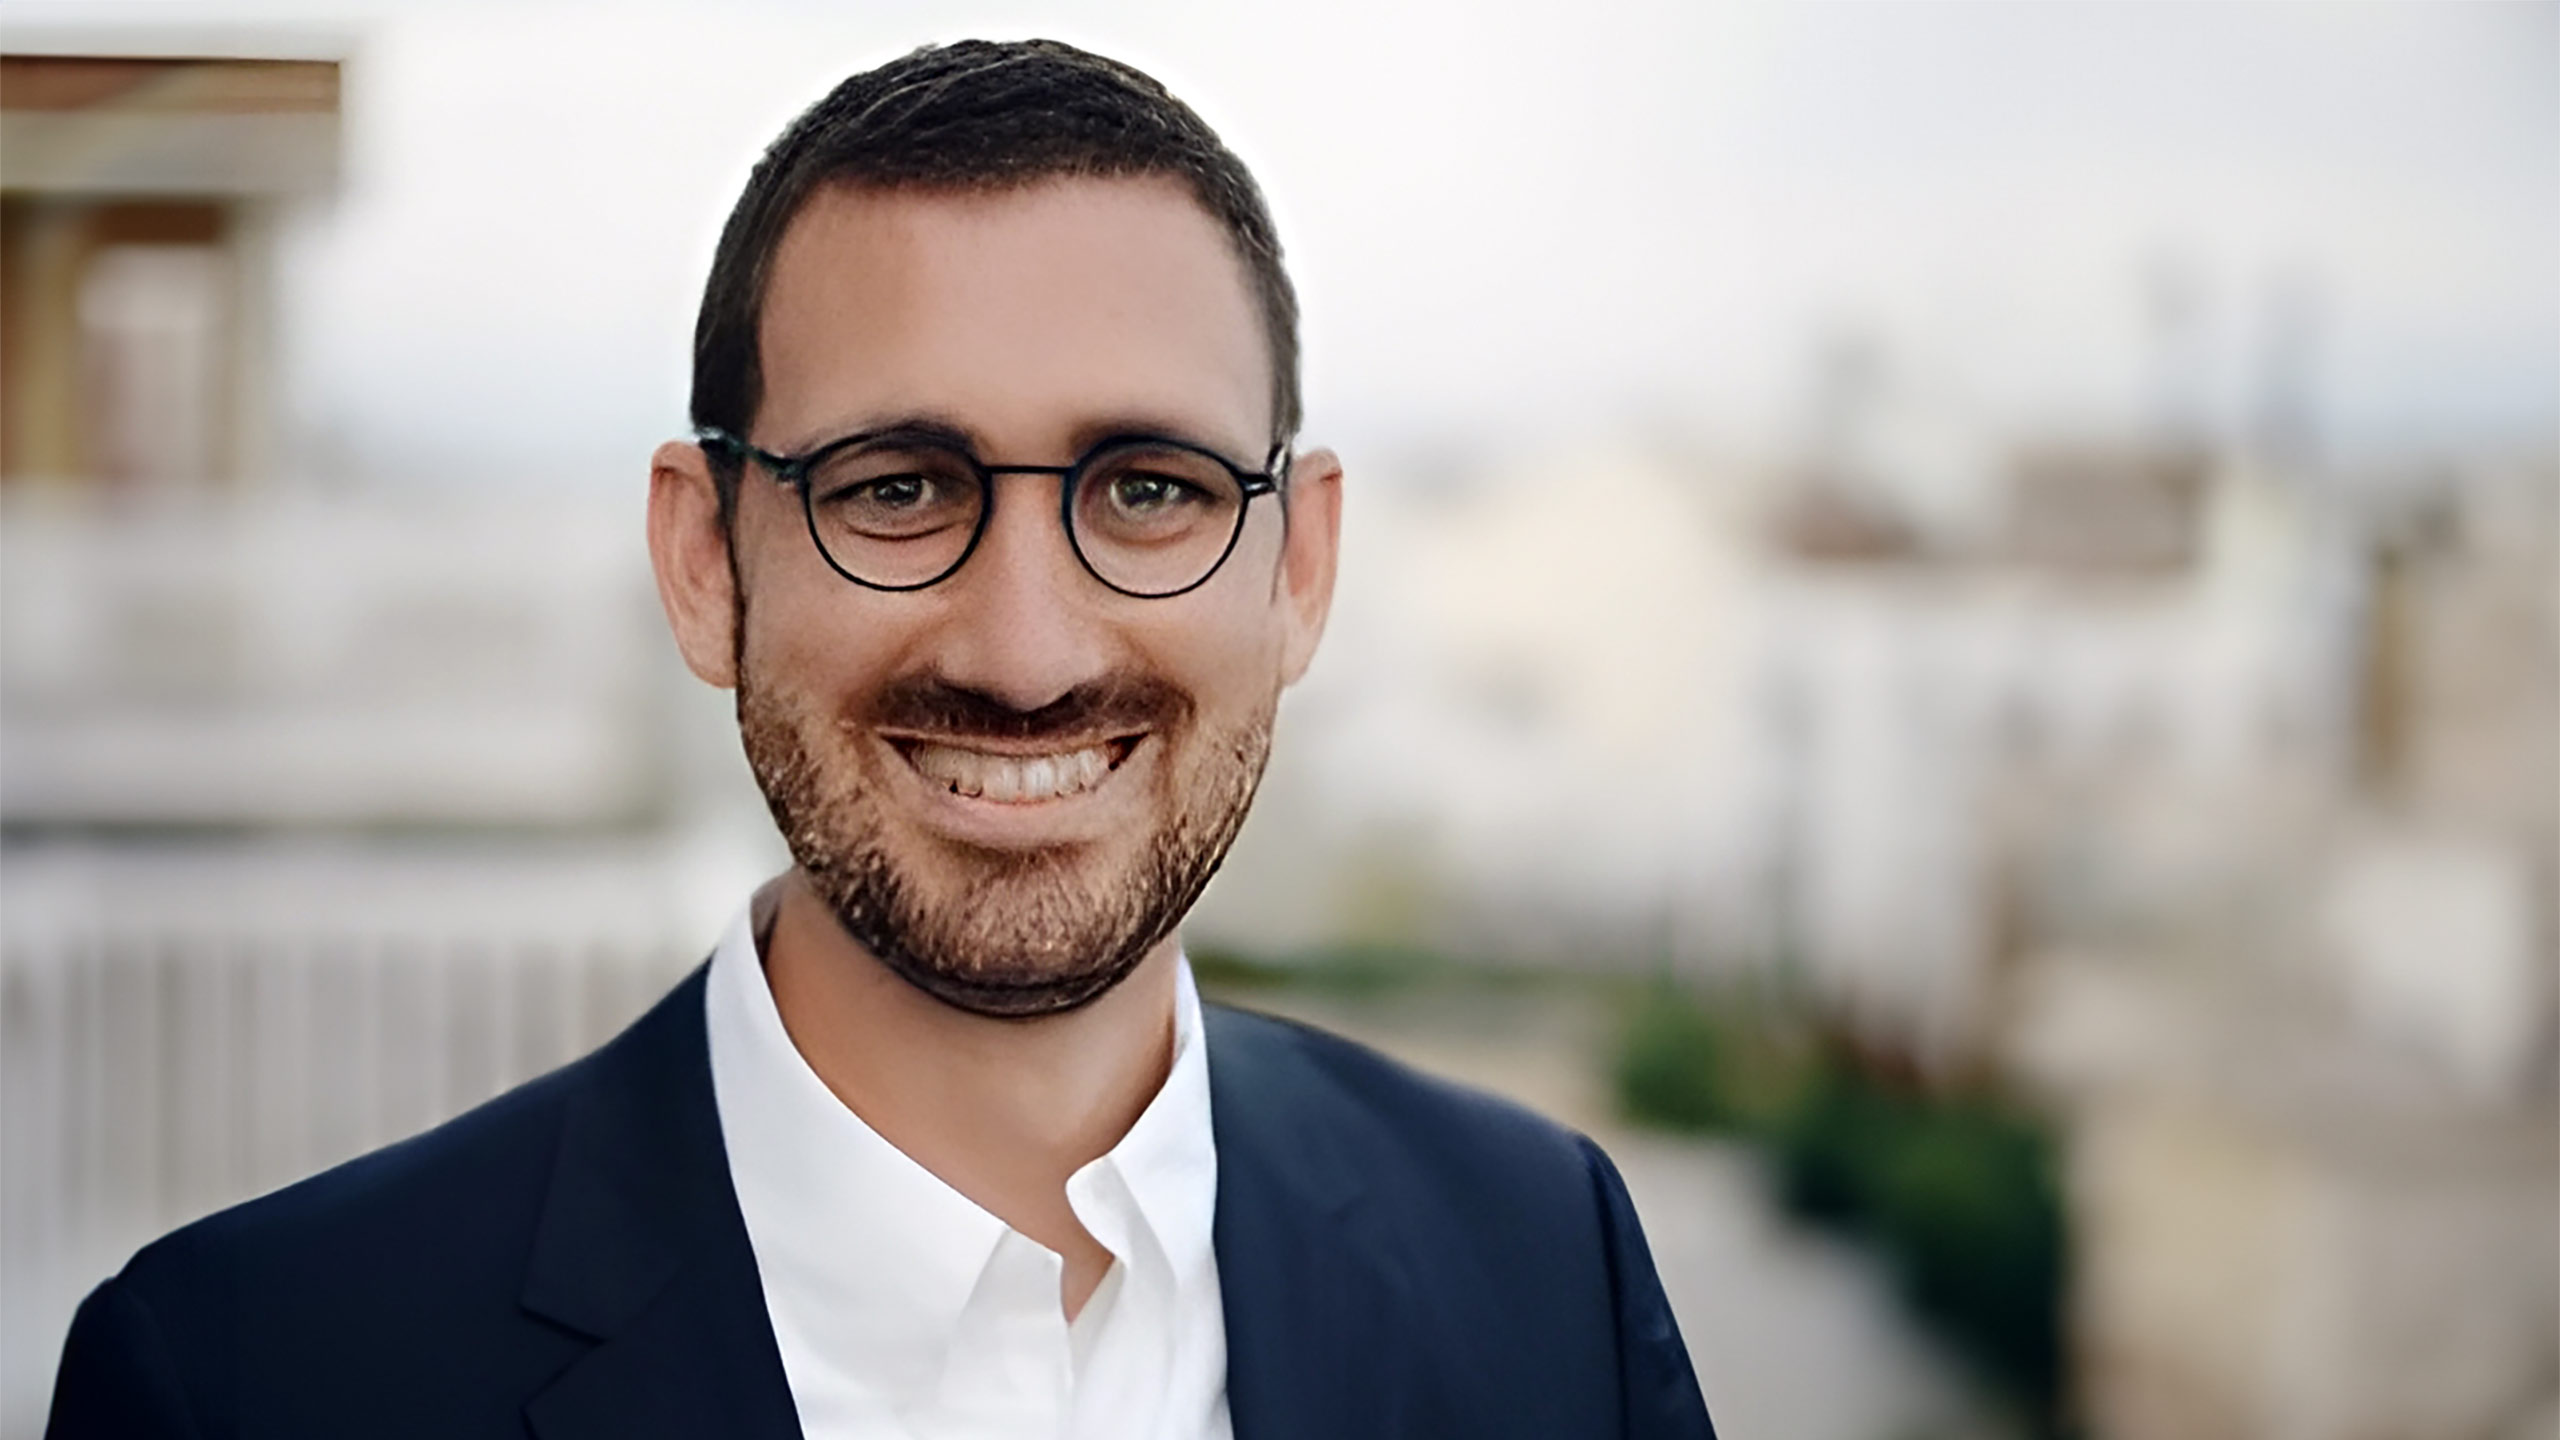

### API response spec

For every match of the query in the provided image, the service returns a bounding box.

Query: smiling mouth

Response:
[895,735,1142,803]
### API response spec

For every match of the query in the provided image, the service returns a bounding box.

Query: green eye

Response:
[1109,471,1199,514]
[860,474,933,510]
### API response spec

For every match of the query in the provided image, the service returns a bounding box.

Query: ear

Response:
[1275,446,1343,687]
[648,438,740,688]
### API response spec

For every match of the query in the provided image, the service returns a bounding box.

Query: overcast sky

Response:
[16,0,2558,487]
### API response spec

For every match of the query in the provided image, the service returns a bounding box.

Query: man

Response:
[48,39,1714,1440]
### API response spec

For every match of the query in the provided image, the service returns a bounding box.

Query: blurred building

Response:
[1205,374,2556,1440]
[1,47,333,493]
[2005,453,2558,1440]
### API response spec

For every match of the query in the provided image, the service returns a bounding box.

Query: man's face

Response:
[652,177,1339,1018]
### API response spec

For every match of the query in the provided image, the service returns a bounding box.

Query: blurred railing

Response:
[0,844,705,1437]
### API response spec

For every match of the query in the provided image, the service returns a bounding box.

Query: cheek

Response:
[1145,579,1289,720]
[735,525,901,705]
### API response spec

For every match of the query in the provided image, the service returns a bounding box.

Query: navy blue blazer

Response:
[48,967,1715,1438]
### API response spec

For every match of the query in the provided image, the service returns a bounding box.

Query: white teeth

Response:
[906,742,1121,802]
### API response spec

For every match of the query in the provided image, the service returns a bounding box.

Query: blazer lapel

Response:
[516,967,804,1440]
[1206,1006,1416,1440]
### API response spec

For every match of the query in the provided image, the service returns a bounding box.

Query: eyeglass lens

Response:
[802,439,1251,595]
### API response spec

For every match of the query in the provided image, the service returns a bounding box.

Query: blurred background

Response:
[1,2,2553,1436]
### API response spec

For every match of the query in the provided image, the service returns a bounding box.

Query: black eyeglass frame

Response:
[698,427,1286,599]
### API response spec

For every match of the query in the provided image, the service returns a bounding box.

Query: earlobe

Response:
[647,439,742,689]
[1276,447,1343,686]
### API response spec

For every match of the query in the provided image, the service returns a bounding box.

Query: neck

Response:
[760,869,1178,1317]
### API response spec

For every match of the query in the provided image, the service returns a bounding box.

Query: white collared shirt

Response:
[704,903,1234,1440]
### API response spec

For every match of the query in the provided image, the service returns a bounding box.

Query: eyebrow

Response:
[772,412,976,457]
[776,410,1263,470]
[1062,414,1255,463]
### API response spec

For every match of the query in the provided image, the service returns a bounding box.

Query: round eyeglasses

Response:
[699,427,1283,599]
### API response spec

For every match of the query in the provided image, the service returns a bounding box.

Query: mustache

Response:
[861,671,1192,743]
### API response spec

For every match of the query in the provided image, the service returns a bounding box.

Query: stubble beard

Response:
[736,660,1273,1020]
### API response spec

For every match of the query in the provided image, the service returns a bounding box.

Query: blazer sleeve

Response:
[46,1277,206,1440]
[1577,1136,1718,1440]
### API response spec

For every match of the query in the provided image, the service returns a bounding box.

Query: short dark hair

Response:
[689,39,1301,516]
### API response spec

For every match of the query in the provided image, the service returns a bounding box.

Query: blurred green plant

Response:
[1616,985,2068,1433]
[1189,940,1471,996]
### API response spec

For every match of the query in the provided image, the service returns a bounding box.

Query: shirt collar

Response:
[703,889,1218,1413]
[1089,955,1216,1281]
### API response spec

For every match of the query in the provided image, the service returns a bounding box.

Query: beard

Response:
[737,660,1273,1020]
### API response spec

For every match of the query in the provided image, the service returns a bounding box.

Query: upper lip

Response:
[877,730,1145,759]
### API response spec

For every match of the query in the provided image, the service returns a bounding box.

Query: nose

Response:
[925,472,1114,713]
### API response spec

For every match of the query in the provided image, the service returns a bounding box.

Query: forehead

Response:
[755,176,1270,452]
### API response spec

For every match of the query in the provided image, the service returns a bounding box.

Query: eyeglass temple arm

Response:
[696,428,799,478]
